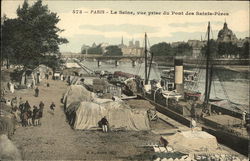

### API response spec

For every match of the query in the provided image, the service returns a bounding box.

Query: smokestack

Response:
[174,58,184,96]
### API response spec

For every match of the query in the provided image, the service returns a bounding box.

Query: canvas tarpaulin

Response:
[69,101,150,131]
[62,85,96,109]
[162,131,218,153]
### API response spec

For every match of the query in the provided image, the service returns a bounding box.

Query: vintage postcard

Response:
[1,0,249,160]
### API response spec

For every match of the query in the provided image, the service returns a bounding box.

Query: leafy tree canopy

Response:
[104,45,122,56]
[150,42,192,56]
[1,0,68,69]
[81,44,103,55]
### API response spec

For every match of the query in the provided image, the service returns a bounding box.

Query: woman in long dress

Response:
[10,82,15,93]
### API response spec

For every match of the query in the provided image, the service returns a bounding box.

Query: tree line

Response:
[1,0,68,70]
[150,42,193,57]
[81,45,122,56]
[150,40,249,59]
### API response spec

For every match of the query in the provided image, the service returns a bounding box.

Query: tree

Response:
[173,43,192,56]
[241,41,249,59]
[201,39,218,58]
[1,17,19,68]
[104,45,122,56]
[217,42,240,58]
[84,45,103,55]
[2,0,68,69]
[150,42,173,56]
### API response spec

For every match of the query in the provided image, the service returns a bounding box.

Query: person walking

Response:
[21,111,28,127]
[35,87,39,97]
[33,106,39,126]
[27,108,33,126]
[38,101,44,125]
[24,101,31,112]
[50,102,55,110]
[50,102,56,115]
[39,101,45,112]
[100,116,109,133]
[11,97,17,109]
[190,118,197,132]
[19,97,24,106]
[242,111,247,128]
[10,82,15,93]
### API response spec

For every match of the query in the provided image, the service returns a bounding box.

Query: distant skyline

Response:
[2,0,249,53]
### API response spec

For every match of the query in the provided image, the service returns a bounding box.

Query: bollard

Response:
[132,60,137,67]
[97,60,101,67]
[115,60,119,67]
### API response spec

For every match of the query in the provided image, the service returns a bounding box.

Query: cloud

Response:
[79,24,159,34]
[169,21,222,27]
[2,0,249,53]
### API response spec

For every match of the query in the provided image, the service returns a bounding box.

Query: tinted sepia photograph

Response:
[0,0,249,160]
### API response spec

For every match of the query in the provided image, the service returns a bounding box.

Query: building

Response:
[217,22,238,43]
[118,37,144,56]
[135,41,140,48]
[170,40,205,58]
[81,44,90,54]
[187,40,206,58]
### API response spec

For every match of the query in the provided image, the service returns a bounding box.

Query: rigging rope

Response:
[215,70,231,101]
[210,25,215,40]
[212,76,217,98]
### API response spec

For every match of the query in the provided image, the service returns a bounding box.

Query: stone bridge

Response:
[61,54,143,61]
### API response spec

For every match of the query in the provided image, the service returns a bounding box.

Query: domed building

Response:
[217,22,238,43]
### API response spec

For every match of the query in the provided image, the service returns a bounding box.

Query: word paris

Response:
[72,10,229,16]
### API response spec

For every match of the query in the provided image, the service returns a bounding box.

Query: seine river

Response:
[82,60,249,105]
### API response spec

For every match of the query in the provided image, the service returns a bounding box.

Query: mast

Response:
[147,52,154,81]
[145,33,148,84]
[204,22,211,105]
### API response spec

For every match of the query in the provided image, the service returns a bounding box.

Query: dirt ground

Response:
[4,79,173,160]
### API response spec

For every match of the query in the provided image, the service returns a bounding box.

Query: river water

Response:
[81,60,249,105]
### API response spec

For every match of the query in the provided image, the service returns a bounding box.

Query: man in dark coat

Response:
[27,109,33,126]
[35,87,39,97]
[22,111,28,127]
[100,116,109,132]
[50,102,55,111]
[38,101,44,125]
[24,101,31,112]
[33,106,39,126]
[39,101,44,116]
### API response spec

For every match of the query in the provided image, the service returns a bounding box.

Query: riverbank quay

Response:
[223,65,249,73]
[1,76,173,160]
[0,69,248,160]
[62,75,248,160]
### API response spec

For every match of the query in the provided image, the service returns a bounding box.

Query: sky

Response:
[2,0,249,53]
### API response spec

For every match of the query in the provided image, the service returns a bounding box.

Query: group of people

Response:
[11,98,44,127]
[10,96,56,127]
